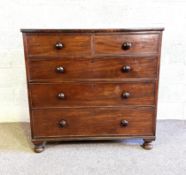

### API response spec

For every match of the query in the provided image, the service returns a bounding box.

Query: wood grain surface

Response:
[21,29,163,151]
[32,107,154,138]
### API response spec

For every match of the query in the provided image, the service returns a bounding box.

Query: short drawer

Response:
[30,82,155,108]
[28,57,157,81]
[25,34,91,57]
[95,34,160,55]
[32,107,154,138]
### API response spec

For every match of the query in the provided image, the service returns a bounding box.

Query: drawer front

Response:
[28,57,157,81]
[95,34,159,55]
[32,107,154,138]
[30,82,155,108]
[26,34,91,57]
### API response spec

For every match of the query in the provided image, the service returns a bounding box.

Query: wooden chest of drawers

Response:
[21,28,164,153]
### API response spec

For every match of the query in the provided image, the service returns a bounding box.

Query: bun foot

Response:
[33,141,46,153]
[142,140,153,150]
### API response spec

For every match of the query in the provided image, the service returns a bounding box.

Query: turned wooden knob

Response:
[56,66,65,73]
[122,42,132,50]
[122,92,130,99]
[120,120,128,127]
[59,120,67,128]
[58,93,65,99]
[55,42,64,49]
[122,65,131,72]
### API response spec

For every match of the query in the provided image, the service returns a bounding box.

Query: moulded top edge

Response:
[20,28,164,33]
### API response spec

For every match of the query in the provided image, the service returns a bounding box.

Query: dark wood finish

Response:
[122,42,132,50]
[21,28,163,152]
[120,119,129,127]
[26,34,91,57]
[95,34,159,55]
[28,57,157,81]
[21,28,164,33]
[59,120,67,128]
[142,139,153,150]
[32,141,46,153]
[30,82,155,108]
[32,135,155,142]
[31,107,154,138]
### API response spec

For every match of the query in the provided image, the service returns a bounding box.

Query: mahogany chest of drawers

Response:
[21,28,164,153]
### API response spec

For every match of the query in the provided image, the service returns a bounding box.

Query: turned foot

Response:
[142,139,153,150]
[33,141,46,153]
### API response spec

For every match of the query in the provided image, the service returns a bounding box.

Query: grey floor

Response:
[0,120,186,175]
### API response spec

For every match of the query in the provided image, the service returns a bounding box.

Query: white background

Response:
[0,0,186,122]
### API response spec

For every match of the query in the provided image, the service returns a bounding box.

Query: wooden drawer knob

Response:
[122,65,131,72]
[56,66,65,73]
[58,93,65,99]
[120,120,128,127]
[59,120,67,128]
[55,42,64,49]
[122,42,132,50]
[122,92,130,99]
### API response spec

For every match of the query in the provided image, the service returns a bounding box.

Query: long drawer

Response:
[28,57,157,81]
[30,82,155,108]
[31,107,155,138]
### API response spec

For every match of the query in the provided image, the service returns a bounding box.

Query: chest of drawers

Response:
[21,28,164,153]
